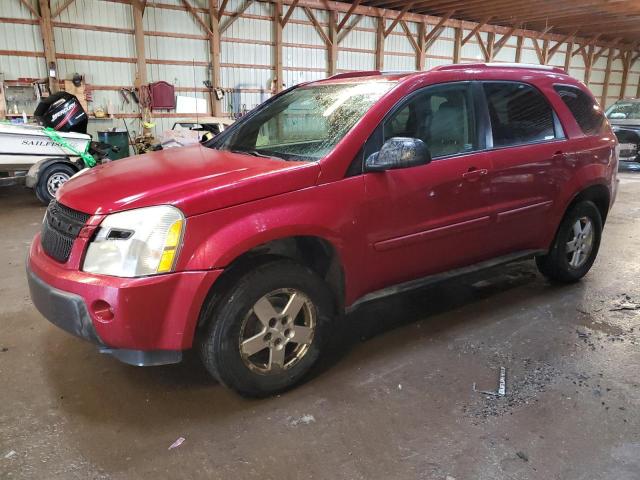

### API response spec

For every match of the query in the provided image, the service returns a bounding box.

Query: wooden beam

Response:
[375,15,384,70]
[584,43,595,85]
[531,37,544,64]
[424,10,454,50]
[20,0,40,18]
[209,0,222,115]
[336,0,360,32]
[475,32,489,62]
[400,20,420,54]
[453,25,462,63]
[336,14,362,44]
[492,26,516,57]
[303,6,330,46]
[38,0,57,92]
[274,0,283,91]
[416,21,425,70]
[542,38,550,64]
[383,2,412,38]
[601,46,614,107]
[462,16,491,45]
[619,51,632,99]
[547,31,577,61]
[564,38,574,71]
[515,34,523,63]
[132,0,147,87]
[219,0,254,34]
[180,0,214,37]
[280,0,299,27]
[217,0,229,20]
[51,0,76,18]
[328,8,337,75]
[486,31,495,61]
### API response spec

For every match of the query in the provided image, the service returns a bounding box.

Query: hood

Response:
[57,145,320,216]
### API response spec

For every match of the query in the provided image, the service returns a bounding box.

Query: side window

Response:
[483,82,557,147]
[383,84,477,158]
[554,85,607,135]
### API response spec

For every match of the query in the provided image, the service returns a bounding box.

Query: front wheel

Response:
[198,260,335,397]
[536,200,603,283]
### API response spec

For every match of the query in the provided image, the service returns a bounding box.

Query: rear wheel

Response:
[35,163,76,204]
[536,200,603,283]
[198,260,334,397]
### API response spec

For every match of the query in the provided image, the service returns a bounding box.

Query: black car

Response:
[606,99,640,169]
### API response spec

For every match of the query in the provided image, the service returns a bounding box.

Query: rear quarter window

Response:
[554,85,607,136]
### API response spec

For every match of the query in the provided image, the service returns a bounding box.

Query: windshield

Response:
[606,101,640,120]
[210,81,395,161]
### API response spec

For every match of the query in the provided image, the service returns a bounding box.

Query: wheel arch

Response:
[567,183,611,224]
[195,234,346,330]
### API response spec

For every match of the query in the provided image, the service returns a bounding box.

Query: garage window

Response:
[483,82,557,148]
[554,85,607,136]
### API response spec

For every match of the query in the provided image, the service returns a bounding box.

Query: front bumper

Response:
[27,234,223,365]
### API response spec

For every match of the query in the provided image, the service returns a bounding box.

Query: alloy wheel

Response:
[239,288,316,374]
[566,216,594,269]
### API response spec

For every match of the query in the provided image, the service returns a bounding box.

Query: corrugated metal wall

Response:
[2,0,640,138]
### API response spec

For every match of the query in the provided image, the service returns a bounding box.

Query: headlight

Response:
[82,205,184,277]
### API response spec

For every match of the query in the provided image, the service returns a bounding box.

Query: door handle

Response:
[462,168,488,180]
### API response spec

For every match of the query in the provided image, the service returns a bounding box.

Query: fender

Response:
[25,157,80,188]
[543,163,613,248]
[176,176,369,303]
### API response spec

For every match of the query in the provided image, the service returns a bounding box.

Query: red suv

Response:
[27,64,618,396]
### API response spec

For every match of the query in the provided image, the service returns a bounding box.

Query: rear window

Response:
[483,82,557,148]
[554,85,607,135]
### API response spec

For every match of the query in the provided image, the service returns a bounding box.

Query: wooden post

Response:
[274,0,283,91]
[375,16,384,71]
[486,32,495,61]
[601,48,614,107]
[584,44,595,85]
[38,0,58,93]
[453,26,462,63]
[132,3,147,88]
[328,9,337,76]
[542,38,550,64]
[417,21,425,70]
[209,0,222,115]
[564,39,574,72]
[515,35,523,63]
[619,51,631,100]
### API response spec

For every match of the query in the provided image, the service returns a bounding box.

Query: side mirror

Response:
[365,137,431,172]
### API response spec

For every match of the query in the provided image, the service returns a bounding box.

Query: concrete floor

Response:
[1,174,640,480]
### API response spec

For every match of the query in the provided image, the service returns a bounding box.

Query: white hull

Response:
[0,124,90,169]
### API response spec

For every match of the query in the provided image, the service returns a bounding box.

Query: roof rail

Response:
[327,71,381,80]
[433,63,566,74]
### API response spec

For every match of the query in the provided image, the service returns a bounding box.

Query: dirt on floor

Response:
[1,174,640,480]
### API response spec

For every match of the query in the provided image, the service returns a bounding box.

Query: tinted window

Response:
[555,85,607,135]
[384,84,477,158]
[483,82,556,147]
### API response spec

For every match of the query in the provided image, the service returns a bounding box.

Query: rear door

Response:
[360,82,495,292]
[480,81,568,255]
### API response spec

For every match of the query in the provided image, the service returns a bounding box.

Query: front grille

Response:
[41,201,90,263]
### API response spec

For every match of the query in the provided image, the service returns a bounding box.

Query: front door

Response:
[360,82,495,294]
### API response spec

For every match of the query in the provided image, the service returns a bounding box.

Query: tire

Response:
[536,200,603,283]
[198,260,335,397]
[35,163,76,204]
